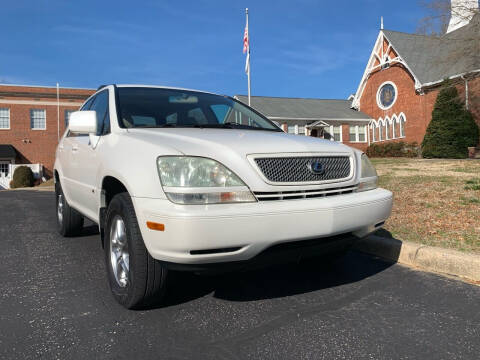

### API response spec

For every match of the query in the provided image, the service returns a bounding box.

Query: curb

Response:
[9,186,54,192]
[354,235,480,283]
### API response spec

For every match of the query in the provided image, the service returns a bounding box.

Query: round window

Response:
[377,82,397,110]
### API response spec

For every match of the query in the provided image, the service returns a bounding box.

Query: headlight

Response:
[157,156,256,204]
[357,154,378,192]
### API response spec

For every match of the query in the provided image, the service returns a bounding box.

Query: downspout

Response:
[461,75,469,110]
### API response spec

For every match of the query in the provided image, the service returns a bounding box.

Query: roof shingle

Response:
[235,96,371,120]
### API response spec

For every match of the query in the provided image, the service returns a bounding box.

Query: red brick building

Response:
[0,84,94,180]
[352,7,480,148]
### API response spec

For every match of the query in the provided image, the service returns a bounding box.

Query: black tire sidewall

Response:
[104,194,138,306]
[55,183,66,235]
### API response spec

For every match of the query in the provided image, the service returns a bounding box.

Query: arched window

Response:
[399,114,406,137]
[391,115,397,138]
[378,121,384,141]
[385,117,391,140]
[371,123,376,142]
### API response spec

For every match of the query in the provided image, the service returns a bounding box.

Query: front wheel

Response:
[104,192,168,309]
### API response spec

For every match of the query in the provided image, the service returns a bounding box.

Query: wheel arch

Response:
[99,175,133,248]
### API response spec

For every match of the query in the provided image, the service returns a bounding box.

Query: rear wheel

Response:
[104,192,168,309]
[55,182,84,237]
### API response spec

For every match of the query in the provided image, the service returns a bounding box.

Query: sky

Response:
[0,0,429,99]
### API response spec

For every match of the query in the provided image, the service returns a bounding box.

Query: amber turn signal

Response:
[146,221,165,231]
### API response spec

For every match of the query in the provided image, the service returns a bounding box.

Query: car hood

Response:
[126,128,357,191]
[128,127,351,154]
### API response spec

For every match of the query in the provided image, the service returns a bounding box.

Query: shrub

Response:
[366,141,420,158]
[10,166,35,189]
[422,83,479,158]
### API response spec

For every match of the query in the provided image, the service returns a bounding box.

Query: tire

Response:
[104,192,167,309]
[55,182,84,237]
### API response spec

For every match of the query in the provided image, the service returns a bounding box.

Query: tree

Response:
[417,0,479,35]
[422,83,479,158]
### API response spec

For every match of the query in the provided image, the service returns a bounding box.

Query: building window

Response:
[386,118,391,139]
[298,125,305,135]
[287,125,296,134]
[0,108,10,129]
[372,124,376,142]
[391,116,397,138]
[328,125,342,142]
[358,125,366,142]
[376,81,397,110]
[349,125,356,142]
[349,125,367,142]
[65,110,75,127]
[30,109,46,130]
[399,114,406,137]
[378,122,384,141]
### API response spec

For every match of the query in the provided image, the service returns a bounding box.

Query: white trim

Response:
[351,31,423,109]
[421,69,480,89]
[0,99,83,106]
[376,81,397,110]
[0,108,10,130]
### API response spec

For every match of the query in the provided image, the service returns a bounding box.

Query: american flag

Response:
[243,14,250,74]
[243,22,249,54]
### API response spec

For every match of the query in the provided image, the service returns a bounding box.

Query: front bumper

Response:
[132,188,393,264]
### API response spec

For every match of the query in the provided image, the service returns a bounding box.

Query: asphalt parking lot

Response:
[1,190,479,359]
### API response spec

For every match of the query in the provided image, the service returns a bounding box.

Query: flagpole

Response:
[246,8,251,106]
[56,82,60,142]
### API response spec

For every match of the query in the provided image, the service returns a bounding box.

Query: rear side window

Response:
[90,90,110,135]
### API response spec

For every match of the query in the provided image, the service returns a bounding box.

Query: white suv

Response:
[54,85,392,309]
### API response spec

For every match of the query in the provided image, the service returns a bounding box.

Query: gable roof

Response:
[235,95,371,121]
[383,14,480,85]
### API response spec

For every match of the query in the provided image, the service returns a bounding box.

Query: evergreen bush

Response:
[10,166,35,189]
[422,84,479,158]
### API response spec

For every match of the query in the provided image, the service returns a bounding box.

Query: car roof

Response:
[112,84,223,97]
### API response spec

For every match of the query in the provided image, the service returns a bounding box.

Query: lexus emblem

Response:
[308,161,325,175]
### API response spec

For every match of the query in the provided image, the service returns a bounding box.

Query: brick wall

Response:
[0,85,94,177]
[359,64,480,147]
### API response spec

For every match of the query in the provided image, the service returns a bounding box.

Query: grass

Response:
[372,158,480,254]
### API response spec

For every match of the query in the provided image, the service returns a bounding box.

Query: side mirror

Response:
[69,111,97,134]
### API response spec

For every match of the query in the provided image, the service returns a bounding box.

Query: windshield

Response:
[116,87,281,131]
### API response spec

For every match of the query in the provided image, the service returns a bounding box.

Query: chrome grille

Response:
[254,185,358,201]
[254,156,351,183]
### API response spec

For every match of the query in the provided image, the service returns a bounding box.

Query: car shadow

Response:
[81,224,100,236]
[159,250,395,308]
